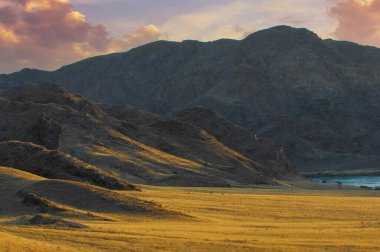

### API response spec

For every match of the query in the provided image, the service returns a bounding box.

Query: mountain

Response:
[1,25,379,171]
[0,83,295,189]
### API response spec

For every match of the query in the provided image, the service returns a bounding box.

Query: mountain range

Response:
[0,83,295,188]
[1,25,379,172]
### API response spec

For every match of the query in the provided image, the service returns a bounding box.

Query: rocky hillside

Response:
[0,83,295,188]
[175,107,294,178]
[1,26,379,170]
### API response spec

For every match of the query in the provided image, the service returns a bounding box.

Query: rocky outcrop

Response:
[35,114,61,149]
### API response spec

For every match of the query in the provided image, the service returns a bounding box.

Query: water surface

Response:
[311,176,380,188]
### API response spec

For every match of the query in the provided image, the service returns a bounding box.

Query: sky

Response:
[0,0,379,73]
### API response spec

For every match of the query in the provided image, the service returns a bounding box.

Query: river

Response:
[311,176,380,188]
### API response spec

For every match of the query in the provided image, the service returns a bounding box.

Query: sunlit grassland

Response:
[82,128,203,171]
[1,186,380,251]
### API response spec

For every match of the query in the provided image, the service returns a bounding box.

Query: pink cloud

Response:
[278,16,307,26]
[0,0,162,73]
[330,0,380,47]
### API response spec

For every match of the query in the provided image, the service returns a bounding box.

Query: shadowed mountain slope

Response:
[100,101,296,181]
[175,106,295,179]
[0,83,296,187]
[1,26,379,171]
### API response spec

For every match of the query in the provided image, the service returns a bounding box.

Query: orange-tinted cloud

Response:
[278,16,307,26]
[330,0,380,46]
[0,0,162,73]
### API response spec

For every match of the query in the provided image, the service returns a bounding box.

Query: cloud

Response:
[70,0,125,4]
[0,0,162,73]
[329,0,380,47]
[278,16,308,26]
[161,0,335,42]
[111,25,163,51]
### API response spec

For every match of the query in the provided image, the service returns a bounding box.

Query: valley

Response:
[0,25,379,252]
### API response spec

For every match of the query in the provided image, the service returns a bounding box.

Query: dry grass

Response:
[107,128,203,168]
[0,167,44,182]
[1,186,380,251]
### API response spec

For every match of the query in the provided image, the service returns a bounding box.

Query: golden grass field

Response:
[1,186,380,252]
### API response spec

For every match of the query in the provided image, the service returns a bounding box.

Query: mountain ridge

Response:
[1,25,379,171]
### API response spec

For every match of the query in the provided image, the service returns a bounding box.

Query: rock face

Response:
[36,114,61,149]
[1,25,378,170]
[0,83,296,187]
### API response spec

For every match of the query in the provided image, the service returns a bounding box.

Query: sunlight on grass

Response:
[1,187,380,251]
[106,128,203,168]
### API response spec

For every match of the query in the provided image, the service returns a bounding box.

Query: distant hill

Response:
[1,25,380,171]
